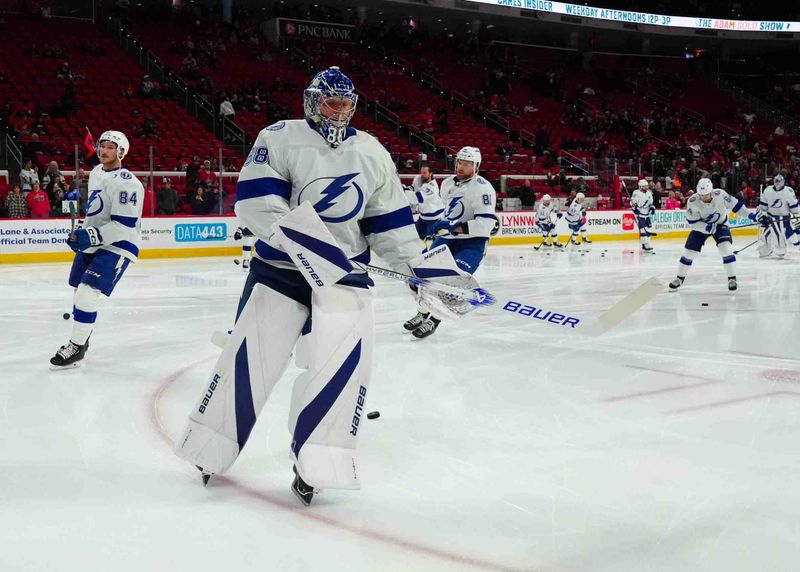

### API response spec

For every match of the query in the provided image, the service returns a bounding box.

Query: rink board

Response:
[0,216,240,264]
[0,210,757,263]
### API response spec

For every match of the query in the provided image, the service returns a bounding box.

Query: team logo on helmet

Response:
[297,173,365,223]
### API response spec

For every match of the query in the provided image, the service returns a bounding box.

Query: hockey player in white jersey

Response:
[669,178,755,292]
[50,131,143,369]
[234,225,255,269]
[631,179,656,254]
[756,174,800,258]
[404,162,443,240]
[174,67,425,505]
[565,192,591,245]
[403,146,498,339]
[534,194,563,250]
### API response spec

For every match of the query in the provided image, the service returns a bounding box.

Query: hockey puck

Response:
[701,303,709,307]
[367,411,380,420]
[581,253,585,256]
[62,312,70,320]
[233,259,240,265]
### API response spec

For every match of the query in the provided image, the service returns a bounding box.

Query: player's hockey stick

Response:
[734,238,759,254]
[354,261,662,336]
[69,201,77,235]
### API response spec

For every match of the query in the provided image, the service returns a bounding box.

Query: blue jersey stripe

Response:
[255,240,292,263]
[360,207,414,236]
[112,240,139,257]
[236,177,292,201]
[110,214,138,228]
[732,199,744,213]
[278,226,354,273]
[414,268,461,279]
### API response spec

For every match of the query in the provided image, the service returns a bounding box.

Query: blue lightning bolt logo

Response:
[299,173,364,223]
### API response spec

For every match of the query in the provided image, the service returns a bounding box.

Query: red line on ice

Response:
[149,359,530,572]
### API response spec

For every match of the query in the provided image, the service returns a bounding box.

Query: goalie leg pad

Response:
[175,281,309,474]
[288,284,375,490]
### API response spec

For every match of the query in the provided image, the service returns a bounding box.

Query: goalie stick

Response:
[353,261,662,336]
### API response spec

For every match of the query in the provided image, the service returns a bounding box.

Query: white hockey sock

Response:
[71,283,100,345]
[718,241,737,277]
[677,248,697,278]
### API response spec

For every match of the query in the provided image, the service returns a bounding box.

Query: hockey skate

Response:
[292,465,317,506]
[642,246,655,255]
[553,241,564,249]
[412,316,441,339]
[403,311,429,332]
[582,236,592,244]
[196,465,212,486]
[668,276,685,291]
[728,277,737,291]
[49,340,88,369]
[569,237,581,246]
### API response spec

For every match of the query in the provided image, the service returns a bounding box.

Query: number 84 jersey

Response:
[83,165,145,261]
[439,175,498,240]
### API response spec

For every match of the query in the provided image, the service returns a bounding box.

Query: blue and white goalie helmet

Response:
[97,130,130,161]
[303,66,358,148]
[773,173,785,190]
[456,146,481,172]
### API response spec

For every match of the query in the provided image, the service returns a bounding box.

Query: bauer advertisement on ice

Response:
[0,216,240,263]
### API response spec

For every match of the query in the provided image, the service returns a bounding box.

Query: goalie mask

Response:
[97,130,130,161]
[773,174,785,190]
[303,67,358,148]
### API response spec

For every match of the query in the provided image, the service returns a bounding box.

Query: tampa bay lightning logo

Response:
[445,196,464,221]
[120,171,132,180]
[86,190,104,216]
[771,198,783,209]
[298,173,364,223]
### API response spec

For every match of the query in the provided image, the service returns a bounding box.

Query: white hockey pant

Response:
[175,282,374,490]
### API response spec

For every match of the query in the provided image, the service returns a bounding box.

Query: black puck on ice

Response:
[62,312,70,320]
[367,411,380,420]
[233,259,240,265]
[701,303,709,307]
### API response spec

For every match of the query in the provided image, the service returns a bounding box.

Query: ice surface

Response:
[2,240,800,572]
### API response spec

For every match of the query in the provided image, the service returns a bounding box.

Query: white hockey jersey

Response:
[82,165,144,261]
[631,189,654,217]
[439,174,498,240]
[759,185,799,217]
[535,202,558,227]
[234,120,421,274]
[685,189,747,234]
[564,199,586,225]
[405,175,443,221]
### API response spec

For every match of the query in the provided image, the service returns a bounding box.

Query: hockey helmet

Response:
[773,173,785,190]
[303,66,358,148]
[97,130,130,161]
[456,146,482,172]
[576,192,586,201]
[696,178,714,196]
[542,194,552,202]
[638,179,649,190]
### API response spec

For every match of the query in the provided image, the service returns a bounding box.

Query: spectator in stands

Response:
[191,185,208,215]
[20,159,39,192]
[740,180,756,206]
[138,75,159,99]
[24,133,46,157]
[663,191,681,210]
[140,116,157,139]
[42,161,63,206]
[141,179,156,216]
[219,95,235,121]
[50,180,68,216]
[198,159,218,188]
[435,105,449,133]
[5,184,29,218]
[523,100,538,113]
[157,177,178,215]
[56,61,71,79]
[185,155,201,189]
[419,107,434,133]
[27,182,50,218]
[175,156,189,171]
